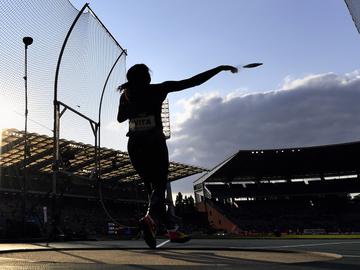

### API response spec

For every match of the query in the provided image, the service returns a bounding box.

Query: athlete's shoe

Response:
[139,214,157,249]
[167,229,191,243]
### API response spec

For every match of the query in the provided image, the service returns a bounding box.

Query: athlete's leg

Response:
[127,134,169,225]
[144,136,169,225]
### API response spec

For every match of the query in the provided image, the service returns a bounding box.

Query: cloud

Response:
[168,70,360,169]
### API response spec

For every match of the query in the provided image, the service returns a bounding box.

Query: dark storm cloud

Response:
[168,71,360,168]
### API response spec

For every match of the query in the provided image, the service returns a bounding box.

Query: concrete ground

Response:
[0,239,358,269]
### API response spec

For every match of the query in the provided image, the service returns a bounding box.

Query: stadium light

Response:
[23,36,33,47]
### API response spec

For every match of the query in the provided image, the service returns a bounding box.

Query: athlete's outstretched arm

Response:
[158,65,238,93]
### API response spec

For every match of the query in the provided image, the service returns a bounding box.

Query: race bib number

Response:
[129,115,156,131]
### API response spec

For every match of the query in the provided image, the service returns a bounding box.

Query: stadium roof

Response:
[195,141,360,184]
[1,129,205,182]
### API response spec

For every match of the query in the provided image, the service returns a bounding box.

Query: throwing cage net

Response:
[0,0,127,170]
[0,0,126,144]
[0,0,132,231]
[345,0,360,34]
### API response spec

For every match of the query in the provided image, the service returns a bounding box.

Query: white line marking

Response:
[230,241,360,250]
[0,257,35,262]
[156,240,170,248]
[343,255,360,258]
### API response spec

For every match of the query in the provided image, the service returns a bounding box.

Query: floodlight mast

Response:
[22,36,33,238]
[22,36,33,160]
[22,36,33,167]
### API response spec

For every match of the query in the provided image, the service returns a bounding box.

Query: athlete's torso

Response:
[121,85,167,136]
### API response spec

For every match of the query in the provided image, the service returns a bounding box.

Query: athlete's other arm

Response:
[156,65,238,93]
[117,93,128,123]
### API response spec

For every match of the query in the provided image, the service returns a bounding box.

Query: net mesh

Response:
[345,0,360,34]
[0,0,126,149]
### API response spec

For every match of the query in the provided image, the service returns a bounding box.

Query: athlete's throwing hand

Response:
[221,65,238,73]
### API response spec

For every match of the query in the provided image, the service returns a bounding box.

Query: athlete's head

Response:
[118,64,151,94]
[126,64,151,86]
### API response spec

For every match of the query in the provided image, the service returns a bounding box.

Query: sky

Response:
[66,0,360,196]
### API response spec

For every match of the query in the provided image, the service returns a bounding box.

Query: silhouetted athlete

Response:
[117,64,238,248]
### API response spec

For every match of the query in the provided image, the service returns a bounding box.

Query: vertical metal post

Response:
[23,43,28,171]
[23,41,28,231]
[53,104,60,195]
[93,123,99,187]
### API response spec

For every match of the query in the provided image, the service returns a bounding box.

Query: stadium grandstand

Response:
[194,142,360,235]
[0,128,204,239]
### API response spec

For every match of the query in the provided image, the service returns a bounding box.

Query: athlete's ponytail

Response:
[117,82,129,93]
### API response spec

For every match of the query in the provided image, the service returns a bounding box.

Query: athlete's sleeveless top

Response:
[120,86,167,137]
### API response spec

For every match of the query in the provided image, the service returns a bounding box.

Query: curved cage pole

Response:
[53,2,88,192]
[52,3,89,237]
[97,50,126,225]
[52,2,127,231]
[98,50,126,167]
